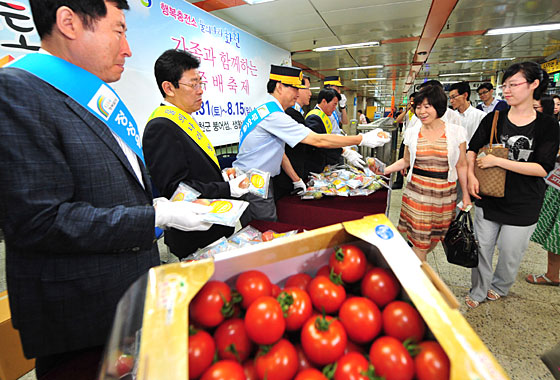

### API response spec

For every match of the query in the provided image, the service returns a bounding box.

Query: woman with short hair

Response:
[374,85,471,260]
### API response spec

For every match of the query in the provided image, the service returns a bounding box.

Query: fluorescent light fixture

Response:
[313,41,380,52]
[485,23,560,36]
[309,87,321,90]
[439,72,483,77]
[454,57,515,63]
[244,0,275,4]
[352,77,385,81]
[338,65,383,71]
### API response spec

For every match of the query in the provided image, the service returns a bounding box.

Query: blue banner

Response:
[239,101,283,147]
[8,53,144,163]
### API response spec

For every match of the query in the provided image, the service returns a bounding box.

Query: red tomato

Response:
[244,296,285,345]
[369,336,414,380]
[278,287,313,331]
[295,343,315,371]
[284,273,312,290]
[339,297,382,344]
[243,360,259,380]
[382,301,425,342]
[213,318,253,363]
[115,354,134,377]
[255,339,298,380]
[189,328,215,379]
[414,341,450,380]
[236,270,272,309]
[301,315,347,366]
[200,360,246,380]
[295,369,328,380]
[190,281,233,328]
[306,275,346,314]
[333,352,371,380]
[329,244,367,283]
[316,265,330,278]
[361,267,400,308]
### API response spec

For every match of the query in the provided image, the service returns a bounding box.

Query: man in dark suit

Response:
[273,75,312,200]
[305,88,365,174]
[143,49,249,259]
[0,1,212,378]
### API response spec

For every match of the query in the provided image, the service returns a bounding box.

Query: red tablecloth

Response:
[276,189,388,230]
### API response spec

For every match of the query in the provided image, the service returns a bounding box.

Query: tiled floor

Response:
[1,190,558,380]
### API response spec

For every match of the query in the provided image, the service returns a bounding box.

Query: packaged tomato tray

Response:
[98,215,509,380]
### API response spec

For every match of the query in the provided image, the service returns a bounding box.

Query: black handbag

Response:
[442,211,479,268]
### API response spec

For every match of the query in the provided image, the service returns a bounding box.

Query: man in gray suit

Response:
[0,0,211,378]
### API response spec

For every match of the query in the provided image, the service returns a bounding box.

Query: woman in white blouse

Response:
[374,85,471,260]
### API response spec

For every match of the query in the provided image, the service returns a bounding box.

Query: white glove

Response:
[229,174,249,198]
[341,148,365,169]
[339,93,347,108]
[292,179,307,195]
[154,197,213,232]
[359,128,391,148]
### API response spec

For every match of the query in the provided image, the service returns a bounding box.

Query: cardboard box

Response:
[0,291,35,380]
[100,214,510,379]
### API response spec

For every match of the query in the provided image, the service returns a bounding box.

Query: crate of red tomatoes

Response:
[98,214,510,380]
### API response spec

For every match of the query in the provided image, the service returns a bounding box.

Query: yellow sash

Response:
[306,108,333,134]
[148,106,220,168]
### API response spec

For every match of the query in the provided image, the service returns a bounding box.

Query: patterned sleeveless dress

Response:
[398,131,457,251]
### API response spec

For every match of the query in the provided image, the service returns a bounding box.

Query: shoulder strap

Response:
[489,110,500,150]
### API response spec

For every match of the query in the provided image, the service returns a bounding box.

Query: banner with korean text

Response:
[0,0,291,146]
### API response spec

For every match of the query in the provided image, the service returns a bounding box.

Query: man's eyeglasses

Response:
[498,81,527,91]
[449,94,462,100]
[178,81,207,90]
[477,90,490,96]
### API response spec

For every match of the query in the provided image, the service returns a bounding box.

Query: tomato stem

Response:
[329,267,345,286]
[225,343,241,362]
[314,312,333,331]
[188,325,198,336]
[403,338,421,357]
[335,246,345,262]
[276,291,294,318]
[322,362,337,379]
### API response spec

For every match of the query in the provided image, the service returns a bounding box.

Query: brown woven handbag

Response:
[474,111,508,198]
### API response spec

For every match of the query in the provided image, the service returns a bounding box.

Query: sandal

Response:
[465,295,480,309]
[525,274,560,287]
[487,289,501,301]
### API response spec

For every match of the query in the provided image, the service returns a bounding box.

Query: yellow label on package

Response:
[248,168,271,198]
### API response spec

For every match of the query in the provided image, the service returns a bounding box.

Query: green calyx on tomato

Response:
[329,268,344,286]
[189,325,198,336]
[277,291,295,317]
[403,338,421,357]
[314,313,334,332]
[221,290,241,318]
[334,246,345,262]
[361,364,383,380]
[322,362,337,378]
[225,343,241,362]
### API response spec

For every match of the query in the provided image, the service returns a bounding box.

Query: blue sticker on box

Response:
[375,225,394,240]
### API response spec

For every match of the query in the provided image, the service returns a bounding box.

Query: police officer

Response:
[234,65,390,225]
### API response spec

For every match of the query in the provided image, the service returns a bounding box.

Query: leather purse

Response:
[443,210,479,268]
[473,111,508,197]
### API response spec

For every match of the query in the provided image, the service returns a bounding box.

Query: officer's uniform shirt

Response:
[233,95,312,176]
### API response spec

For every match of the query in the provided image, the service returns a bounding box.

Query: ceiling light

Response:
[454,57,515,63]
[309,87,320,90]
[439,72,483,77]
[485,23,560,35]
[313,41,380,52]
[244,0,275,4]
[352,77,385,81]
[338,65,383,71]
